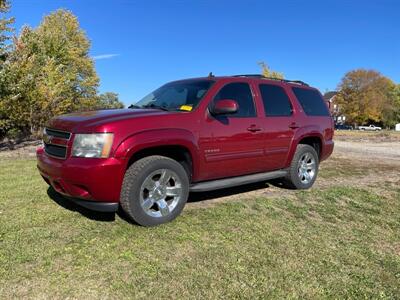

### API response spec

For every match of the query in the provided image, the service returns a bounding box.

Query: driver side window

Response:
[213,82,256,117]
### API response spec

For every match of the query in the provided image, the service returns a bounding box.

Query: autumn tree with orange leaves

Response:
[335,69,400,127]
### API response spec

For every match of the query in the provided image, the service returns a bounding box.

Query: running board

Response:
[189,170,287,192]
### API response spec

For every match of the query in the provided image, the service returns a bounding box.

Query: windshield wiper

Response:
[141,103,170,111]
[128,103,171,111]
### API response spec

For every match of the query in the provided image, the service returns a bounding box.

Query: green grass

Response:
[0,159,399,299]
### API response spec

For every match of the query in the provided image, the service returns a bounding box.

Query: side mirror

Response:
[211,99,239,115]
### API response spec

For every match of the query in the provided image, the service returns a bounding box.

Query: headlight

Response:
[72,133,114,158]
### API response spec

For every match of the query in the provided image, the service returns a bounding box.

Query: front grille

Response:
[44,144,67,158]
[45,128,71,140]
[44,128,71,159]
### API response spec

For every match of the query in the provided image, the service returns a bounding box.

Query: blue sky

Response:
[10,0,400,106]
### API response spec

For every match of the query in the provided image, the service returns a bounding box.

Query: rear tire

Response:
[283,144,319,189]
[120,155,189,226]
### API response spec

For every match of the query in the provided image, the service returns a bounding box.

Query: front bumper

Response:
[37,147,126,205]
[65,197,119,212]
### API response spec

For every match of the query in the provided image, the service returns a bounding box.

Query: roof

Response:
[323,91,337,101]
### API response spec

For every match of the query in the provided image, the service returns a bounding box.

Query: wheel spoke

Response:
[298,168,303,176]
[307,161,315,170]
[166,186,181,197]
[142,198,154,210]
[159,169,172,185]
[157,199,170,216]
[304,172,311,182]
[143,178,156,191]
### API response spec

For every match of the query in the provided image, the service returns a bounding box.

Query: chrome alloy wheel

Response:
[297,152,316,184]
[139,169,183,218]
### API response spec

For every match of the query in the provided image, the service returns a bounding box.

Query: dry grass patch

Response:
[334,130,400,142]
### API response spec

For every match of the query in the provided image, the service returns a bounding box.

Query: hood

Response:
[47,109,169,132]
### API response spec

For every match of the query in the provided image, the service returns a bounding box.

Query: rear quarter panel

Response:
[284,85,334,166]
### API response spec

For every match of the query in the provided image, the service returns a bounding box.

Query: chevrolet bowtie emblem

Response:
[43,134,52,144]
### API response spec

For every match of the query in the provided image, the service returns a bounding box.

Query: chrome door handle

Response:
[247,125,262,132]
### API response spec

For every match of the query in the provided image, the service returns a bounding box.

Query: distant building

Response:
[323,91,346,124]
[323,91,337,113]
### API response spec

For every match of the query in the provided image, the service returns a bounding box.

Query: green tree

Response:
[0,0,14,61]
[335,69,398,127]
[97,92,124,109]
[258,61,284,79]
[383,84,400,127]
[0,0,15,136]
[1,9,100,136]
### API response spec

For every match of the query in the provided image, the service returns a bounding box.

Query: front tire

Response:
[283,144,319,189]
[120,156,189,226]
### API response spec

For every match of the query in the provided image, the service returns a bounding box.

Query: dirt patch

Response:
[334,140,400,161]
[0,140,40,159]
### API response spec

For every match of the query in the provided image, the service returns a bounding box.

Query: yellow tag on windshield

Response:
[179,105,193,111]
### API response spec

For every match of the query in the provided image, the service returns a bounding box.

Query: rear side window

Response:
[213,82,256,117]
[292,87,330,116]
[259,84,292,116]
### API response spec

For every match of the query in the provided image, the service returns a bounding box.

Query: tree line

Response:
[0,1,124,139]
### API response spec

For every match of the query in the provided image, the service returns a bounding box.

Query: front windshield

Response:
[132,80,214,112]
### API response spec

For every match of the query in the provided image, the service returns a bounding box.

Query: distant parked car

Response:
[358,125,382,131]
[335,124,353,130]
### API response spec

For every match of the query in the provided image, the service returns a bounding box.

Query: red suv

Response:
[37,75,334,226]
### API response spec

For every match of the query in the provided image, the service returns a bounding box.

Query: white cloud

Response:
[92,54,119,60]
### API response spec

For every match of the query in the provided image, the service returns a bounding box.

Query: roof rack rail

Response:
[232,74,309,86]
